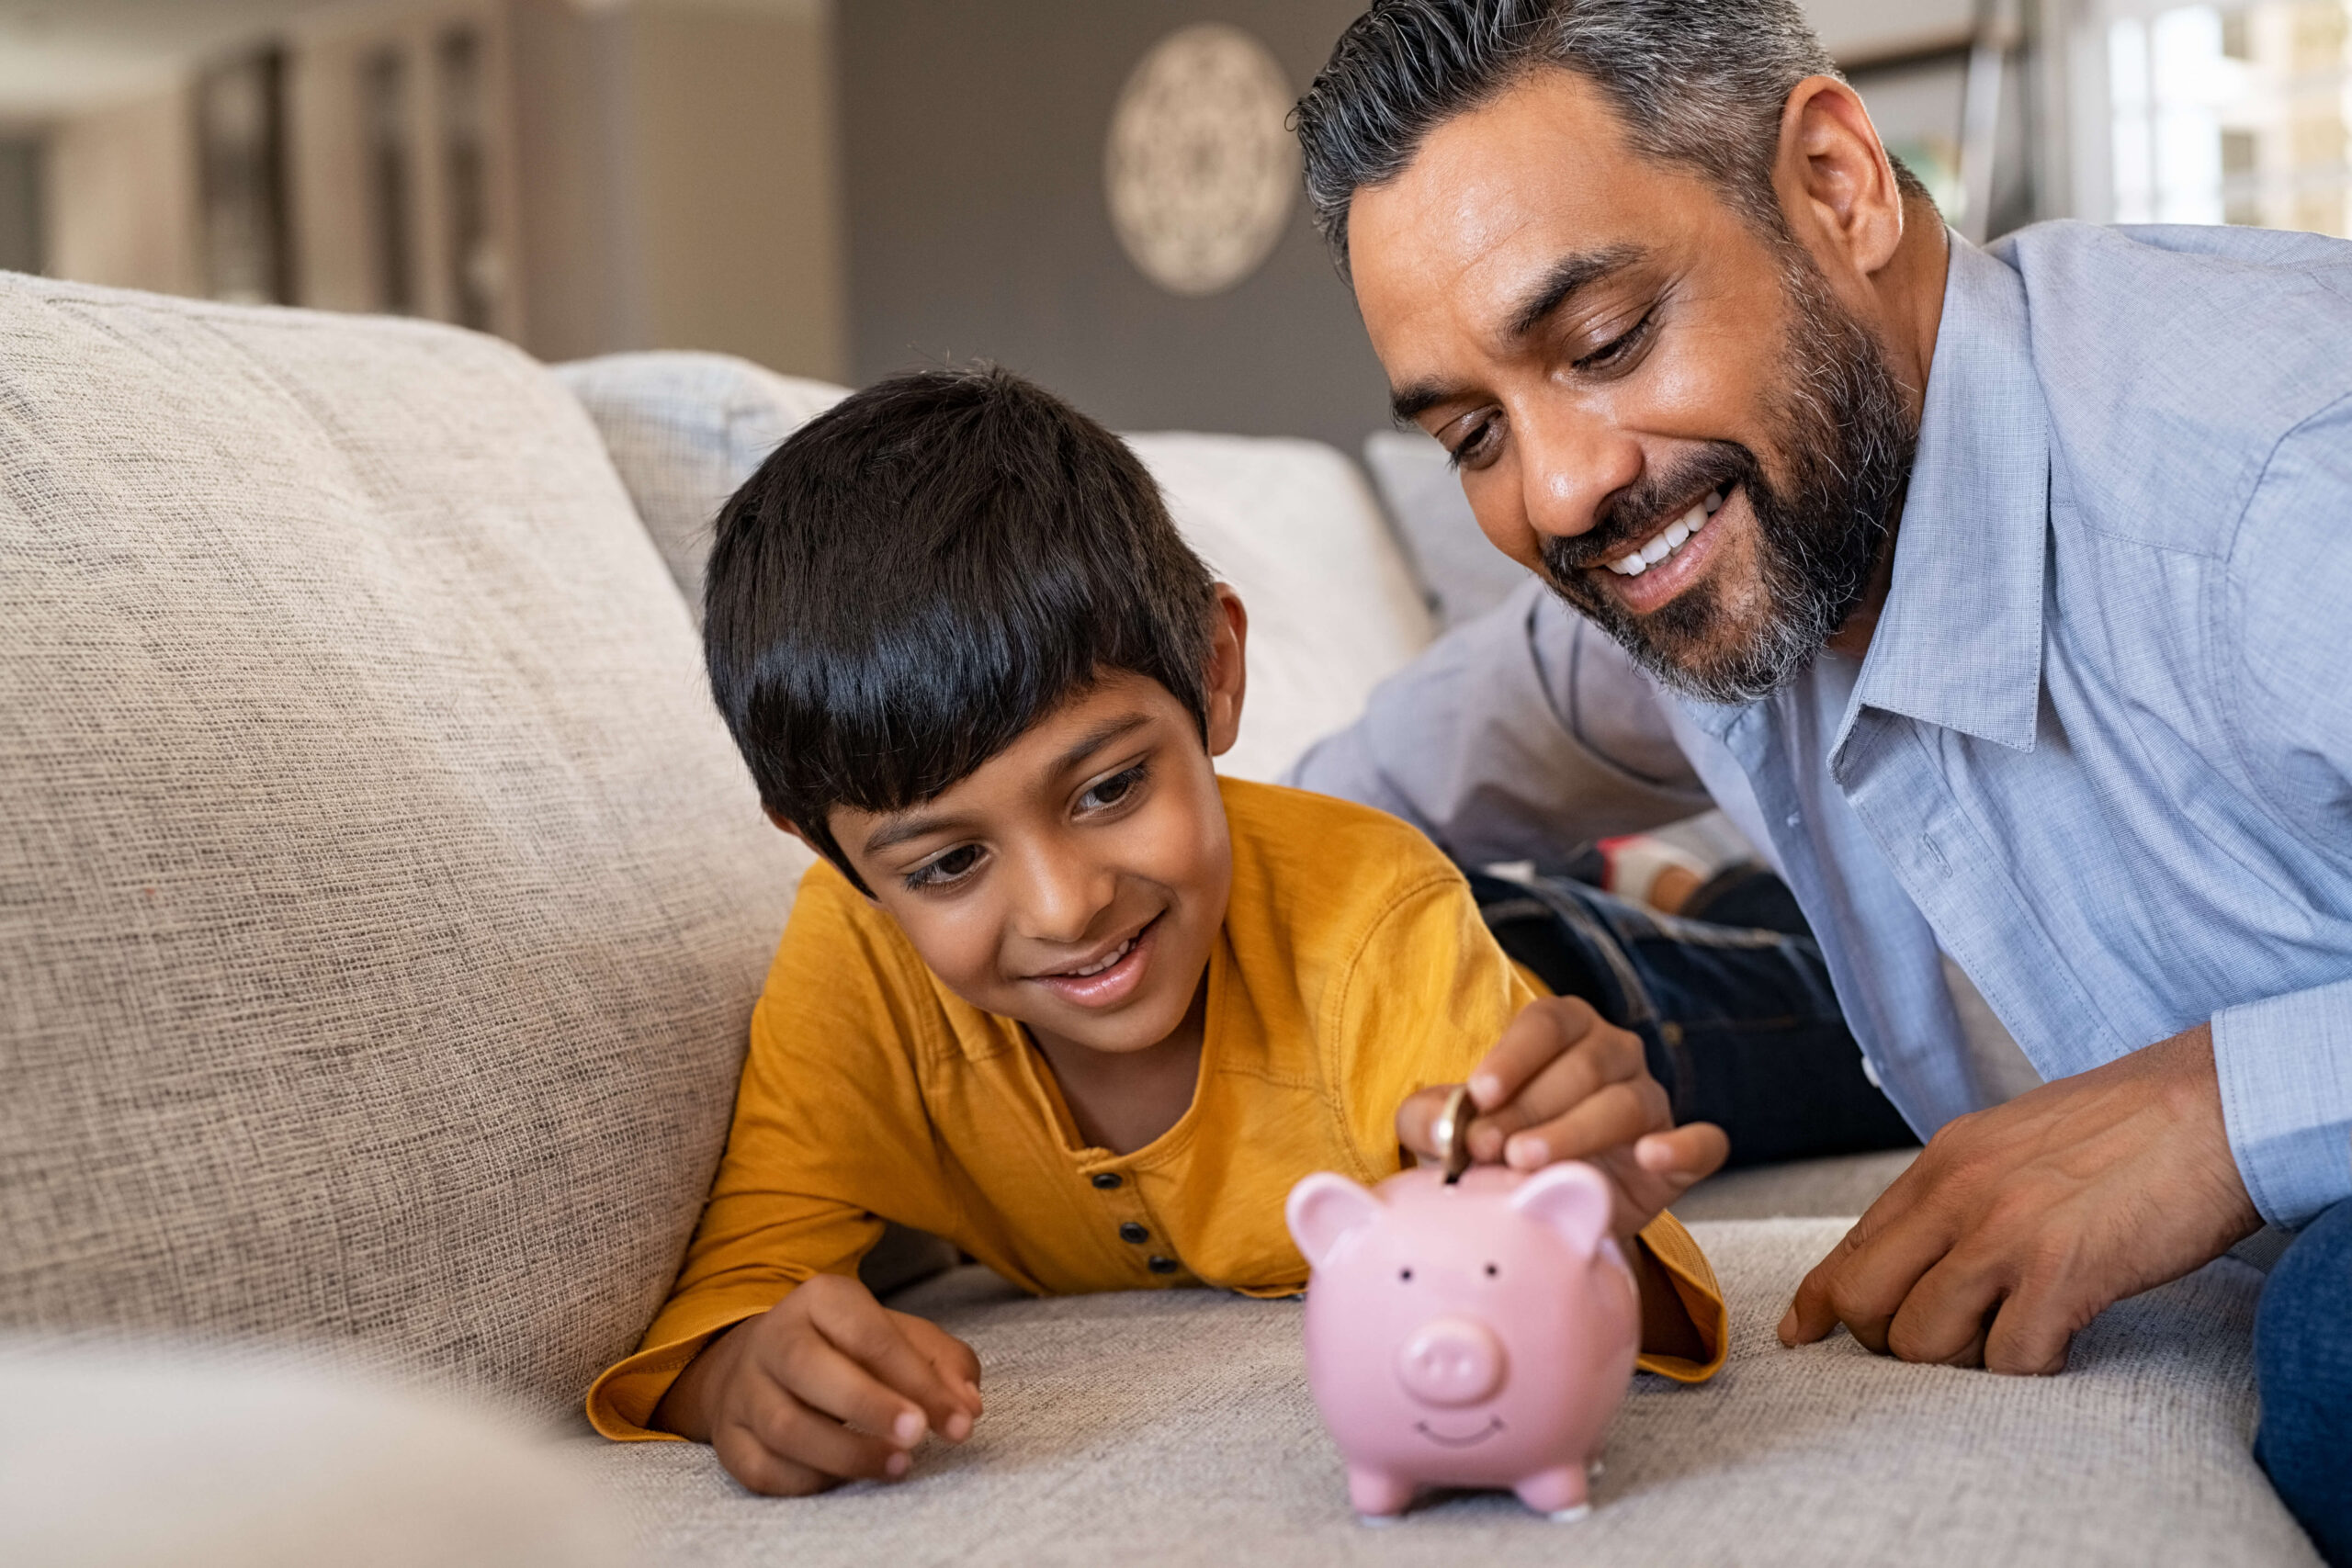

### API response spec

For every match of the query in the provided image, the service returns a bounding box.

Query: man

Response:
[1285,1,2350,1555]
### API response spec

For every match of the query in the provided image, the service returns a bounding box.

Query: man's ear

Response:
[1775,73,1907,282]
[1286,1171,1382,1268]
[1204,582,1249,758]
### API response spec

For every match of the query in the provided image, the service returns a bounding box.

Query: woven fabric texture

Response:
[582,1218,2312,1568]
[0,276,808,1416]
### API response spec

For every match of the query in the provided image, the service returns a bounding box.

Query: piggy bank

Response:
[1284,1162,1638,1523]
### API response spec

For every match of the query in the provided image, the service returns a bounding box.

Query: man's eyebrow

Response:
[1388,244,1648,426]
[1502,244,1645,341]
[858,712,1154,858]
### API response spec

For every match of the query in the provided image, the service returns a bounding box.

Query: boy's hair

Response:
[704,366,1220,894]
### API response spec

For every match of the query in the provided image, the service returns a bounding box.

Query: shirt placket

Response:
[1076,1161,1187,1283]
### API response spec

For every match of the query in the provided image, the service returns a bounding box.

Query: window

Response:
[2109,2,2352,235]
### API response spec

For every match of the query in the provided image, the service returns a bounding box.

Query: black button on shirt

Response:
[1118,1221,1148,1245]
[1147,1255,1179,1274]
[1091,1172,1123,1190]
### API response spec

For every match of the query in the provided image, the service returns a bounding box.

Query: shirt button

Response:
[1784,810,1802,829]
[1091,1172,1123,1190]
[1147,1256,1179,1275]
[1118,1221,1149,1245]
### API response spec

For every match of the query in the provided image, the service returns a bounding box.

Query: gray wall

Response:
[839,1,1386,453]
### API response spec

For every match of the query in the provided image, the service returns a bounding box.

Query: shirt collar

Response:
[1845,231,2051,754]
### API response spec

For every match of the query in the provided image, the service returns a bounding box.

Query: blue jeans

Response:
[2256,1199,2352,1564]
[1464,868,1917,1168]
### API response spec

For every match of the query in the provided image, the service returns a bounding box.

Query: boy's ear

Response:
[763,807,808,843]
[1204,582,1249,758]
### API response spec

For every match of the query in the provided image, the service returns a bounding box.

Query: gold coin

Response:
[1432,1083,1473,1184]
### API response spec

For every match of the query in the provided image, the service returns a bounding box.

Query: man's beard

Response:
[1538,249,1917,705]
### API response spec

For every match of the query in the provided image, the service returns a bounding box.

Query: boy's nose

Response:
[1012,852,1118,945]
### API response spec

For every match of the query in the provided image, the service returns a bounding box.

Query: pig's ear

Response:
[1508,1162,1614,1258]
[1286,1172,1382,1268]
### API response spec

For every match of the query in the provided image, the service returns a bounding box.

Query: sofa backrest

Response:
[0,276,808,1416]
[559,353,1436,784]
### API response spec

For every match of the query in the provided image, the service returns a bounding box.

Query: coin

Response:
[1432,1083,1473,1184]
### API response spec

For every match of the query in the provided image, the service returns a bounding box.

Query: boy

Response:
[587,367,1730,1495]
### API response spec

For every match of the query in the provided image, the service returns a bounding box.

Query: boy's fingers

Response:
[797,1278,967,1438]
[743,1390,915,1483]
[1635,1122,1730,1183]
[1466,997,1606,1113]
[888,1311,985,1434]
[1500,1074,1670,1168]
[1394,1084,1456,1163]
[712,1419,831,1498]
[772,1331,936,1450]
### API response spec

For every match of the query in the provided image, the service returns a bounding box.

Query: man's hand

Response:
[1780,1021,2262,1373]
[651,1273,984,1496]
[1397,995,1728,1242]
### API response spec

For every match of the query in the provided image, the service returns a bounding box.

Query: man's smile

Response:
[1602,487,1724,579]
[1589,483,1741,616]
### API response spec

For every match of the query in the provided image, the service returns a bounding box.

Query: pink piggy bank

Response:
[1284,1162,1638,1523]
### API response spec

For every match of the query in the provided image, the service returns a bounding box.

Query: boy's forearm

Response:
[650,1323,745,1441]
[1633,1235,1710,1362]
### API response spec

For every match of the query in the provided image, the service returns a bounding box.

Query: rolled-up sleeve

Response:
[1285,579,1712,868]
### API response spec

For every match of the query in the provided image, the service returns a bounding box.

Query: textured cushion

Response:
[1362,428,1533,630]
[555,352,847,623]
[581,1219,2313,1568]
[558,354,1437,784]
[0,1339,629,1567]
[0,276,808,1416]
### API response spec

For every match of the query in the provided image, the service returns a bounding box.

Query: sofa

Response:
[0,274,2318,1566]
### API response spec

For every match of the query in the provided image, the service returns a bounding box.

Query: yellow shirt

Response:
[589,778,1725,1438]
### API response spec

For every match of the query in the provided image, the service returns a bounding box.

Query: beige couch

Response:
[0,275,2316,1566]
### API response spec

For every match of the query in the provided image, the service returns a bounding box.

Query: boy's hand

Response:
[1398,995,1728,1243]
[651,1273,984,1497]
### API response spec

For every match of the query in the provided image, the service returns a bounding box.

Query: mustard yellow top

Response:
[589,778,1726,1438]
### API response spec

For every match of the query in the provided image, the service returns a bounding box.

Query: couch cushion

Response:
[555,353,848,623]
[579,1219,2313,1567]
[558,354,1437,784]
[0,277,808,1416]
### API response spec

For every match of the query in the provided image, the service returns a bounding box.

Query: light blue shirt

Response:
[1292,222,2352,1230]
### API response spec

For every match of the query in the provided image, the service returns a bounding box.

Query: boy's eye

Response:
[905,843,983,892]
[1079,763,1147,814]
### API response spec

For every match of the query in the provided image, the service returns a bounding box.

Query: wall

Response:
[511,0,843,378]
[43,85,202,297]
[839,0,1385,452]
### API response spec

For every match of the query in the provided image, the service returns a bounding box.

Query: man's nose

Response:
[1508,404,1642,556]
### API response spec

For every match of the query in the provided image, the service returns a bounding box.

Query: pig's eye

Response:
[1397,1268,1413,1282]
[1484,1262,1499,1278]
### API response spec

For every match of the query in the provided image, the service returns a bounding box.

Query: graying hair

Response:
[1295,0,1924,275]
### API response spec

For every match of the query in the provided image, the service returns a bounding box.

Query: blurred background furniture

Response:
[0,271,2317,1565]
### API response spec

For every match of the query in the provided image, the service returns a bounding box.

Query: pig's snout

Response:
[1395,1316,1507,1406]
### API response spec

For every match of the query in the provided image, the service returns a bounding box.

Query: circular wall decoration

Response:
[1104,24,1300,298]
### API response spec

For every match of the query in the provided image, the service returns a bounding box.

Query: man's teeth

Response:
[1608,491,1722,578]
[1061,938,1134,978]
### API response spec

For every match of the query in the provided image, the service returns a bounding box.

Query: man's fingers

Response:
[1883,1248,2006,1367]
[1981,1278,2080,1376]
[1780,1204,1958,1354]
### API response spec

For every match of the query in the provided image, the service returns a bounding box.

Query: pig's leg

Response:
[1514,1463,1592,1522]
[1347,1466,1415,1524]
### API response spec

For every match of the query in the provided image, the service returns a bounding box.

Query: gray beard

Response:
[1539,249,1917,706]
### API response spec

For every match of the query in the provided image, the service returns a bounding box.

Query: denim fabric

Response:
[1465,870,1917,1169]
[2256,1199,2352,1565]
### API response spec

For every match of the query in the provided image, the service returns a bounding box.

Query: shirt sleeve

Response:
[1283,579,1713,871]
[2218,399,2352,1227]
[1331,864,1727,1378]
[585,870,964,1439]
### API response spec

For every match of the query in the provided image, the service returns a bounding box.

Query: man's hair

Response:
[1294,0,1926,275]
[704,366,1219,893]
